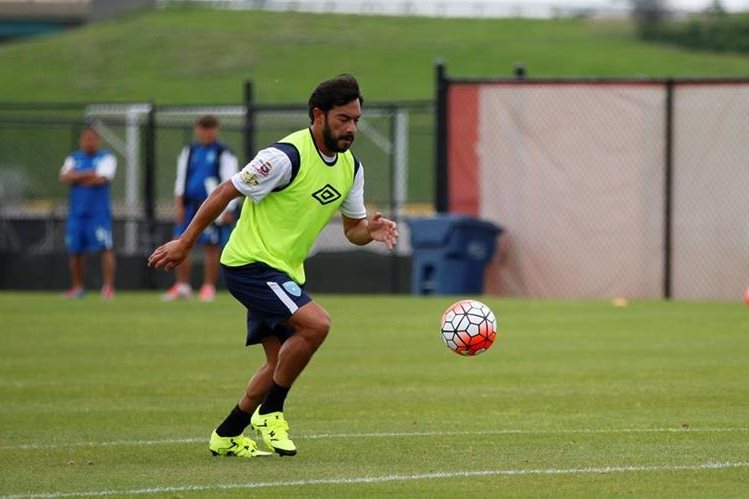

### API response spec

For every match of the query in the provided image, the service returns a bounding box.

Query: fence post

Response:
[124,106,143,255]
[142,102,157,288]
[663,79,675,300]
[435,60,449,213]
[144,102,156,248]
[393,107,409,235]
[243,79,255,163]
[390,106,410,292]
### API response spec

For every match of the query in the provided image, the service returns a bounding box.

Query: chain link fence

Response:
[438,69,749,301]
[671,83,749,300]
[0,99,433,290]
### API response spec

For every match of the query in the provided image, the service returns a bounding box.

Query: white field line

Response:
[1,462,747,499]
[0,427,747,451]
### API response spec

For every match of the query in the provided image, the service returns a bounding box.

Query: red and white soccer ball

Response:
[440,299,498,356]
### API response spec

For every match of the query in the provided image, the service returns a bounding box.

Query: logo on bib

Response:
[282,281,302,297]
[311,184,341,205]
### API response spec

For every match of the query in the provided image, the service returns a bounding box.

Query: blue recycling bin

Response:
[408,215,502,295]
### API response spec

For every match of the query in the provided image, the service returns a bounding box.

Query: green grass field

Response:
[1,293,747,497]
[2,6,749,104]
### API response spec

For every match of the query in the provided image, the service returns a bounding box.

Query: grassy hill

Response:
[2,5,749,104]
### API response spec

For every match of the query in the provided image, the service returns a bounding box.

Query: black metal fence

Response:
[0,91,434,291]
[435,63,749,301]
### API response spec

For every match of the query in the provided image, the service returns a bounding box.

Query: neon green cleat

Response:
[209,431,272,458]
[251,407,297,456]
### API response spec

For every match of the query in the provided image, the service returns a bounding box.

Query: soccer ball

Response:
[440,299,498,356]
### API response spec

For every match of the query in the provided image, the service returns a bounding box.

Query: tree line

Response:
[631,0,749,53]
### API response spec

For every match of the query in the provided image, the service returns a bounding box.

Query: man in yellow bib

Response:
[149,74,398,458]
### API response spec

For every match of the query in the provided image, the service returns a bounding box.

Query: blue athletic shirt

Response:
[60,150,117,219]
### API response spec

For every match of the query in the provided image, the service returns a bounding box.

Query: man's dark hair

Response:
[308,74,363,123]
[196,115,220,129]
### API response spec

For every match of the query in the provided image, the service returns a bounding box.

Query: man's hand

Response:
[367,212,398,250]
[148,239,191,271]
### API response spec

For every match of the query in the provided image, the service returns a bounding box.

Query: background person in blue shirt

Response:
[58,127,117,300]
[163,115,239,302]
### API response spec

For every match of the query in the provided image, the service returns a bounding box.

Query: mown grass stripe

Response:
[1,427,746,450]
[2,461,747,499]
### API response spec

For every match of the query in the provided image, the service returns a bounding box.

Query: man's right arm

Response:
[59,156,93,185]
[149,181,241,270]
[179,181,241,247]
[150,145,292,270]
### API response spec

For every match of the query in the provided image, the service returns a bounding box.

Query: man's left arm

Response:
[340,162,398,250]
[343,213,398,250]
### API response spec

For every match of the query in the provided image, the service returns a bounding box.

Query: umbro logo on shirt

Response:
[311,184,341,205]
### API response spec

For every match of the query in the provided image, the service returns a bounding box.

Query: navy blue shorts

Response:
[221,262,312,346]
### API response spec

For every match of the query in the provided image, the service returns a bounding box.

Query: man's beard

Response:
[322,120,354,153]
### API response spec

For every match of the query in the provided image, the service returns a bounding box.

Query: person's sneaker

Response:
[208,431,272,458]
[161,283,192,302]
[251,407,297,456]
[199,284,216,302]
[64,287,85,300]
[101,286,115,301]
